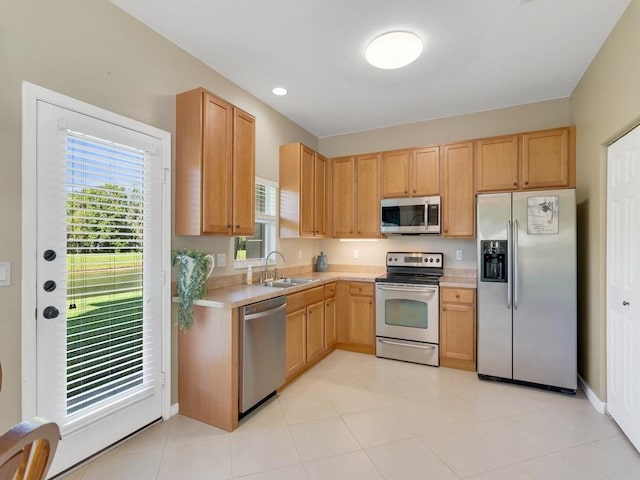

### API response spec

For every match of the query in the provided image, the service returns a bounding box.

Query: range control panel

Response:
[385,252,443,268]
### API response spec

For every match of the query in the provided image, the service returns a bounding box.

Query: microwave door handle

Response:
[507,220,512,309]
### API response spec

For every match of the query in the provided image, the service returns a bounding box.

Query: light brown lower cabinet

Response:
[439,287,476,371]
[285,286,331,382]
[178,305,239,432]
[336,281,375,354]
[324,283,337,350]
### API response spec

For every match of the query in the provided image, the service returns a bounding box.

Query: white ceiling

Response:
[111,0,630,138]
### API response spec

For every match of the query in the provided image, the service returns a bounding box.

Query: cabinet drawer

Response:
[441,288,475,305]
[324,282,336,298]
[349,282,374,297]
[287,286,324,313]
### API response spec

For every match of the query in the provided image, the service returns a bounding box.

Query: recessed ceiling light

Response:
[365,31,423,70]
[272,87,288,96]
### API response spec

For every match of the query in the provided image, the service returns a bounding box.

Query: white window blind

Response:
[64,132,155,416]
[234,179,278,265]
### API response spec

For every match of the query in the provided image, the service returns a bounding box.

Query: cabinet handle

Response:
[525,181,529,185]
[226,224,232,229]
[405,190,408,194]
[235,224,241,228]
[412,189,416,194]
[455,294,460,299]
[513,181,517,187]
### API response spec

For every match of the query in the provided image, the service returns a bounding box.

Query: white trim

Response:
[170,403,180,417]
[578,374,607,414]
[21,82,172,423]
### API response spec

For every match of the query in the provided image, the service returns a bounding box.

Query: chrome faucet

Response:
[264,250,286,281]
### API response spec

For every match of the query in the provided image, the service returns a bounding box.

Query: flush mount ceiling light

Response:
[365,31,423,69]
[272,87,288,96]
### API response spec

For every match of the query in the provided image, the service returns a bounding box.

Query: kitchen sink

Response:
[264,278,317,288]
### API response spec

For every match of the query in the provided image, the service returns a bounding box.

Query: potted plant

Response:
[172,249,214,330]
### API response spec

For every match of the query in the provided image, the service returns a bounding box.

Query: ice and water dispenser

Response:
[481,240,507,282]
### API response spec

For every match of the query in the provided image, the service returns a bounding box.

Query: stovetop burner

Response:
[375,252,444,285]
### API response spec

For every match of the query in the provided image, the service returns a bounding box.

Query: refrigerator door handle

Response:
[507,220,512,309]
[513,219,519,310]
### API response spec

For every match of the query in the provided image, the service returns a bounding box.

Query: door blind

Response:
[64,132,155,416]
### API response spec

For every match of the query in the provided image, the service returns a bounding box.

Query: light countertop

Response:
[185,272,379,309]
[177,270,477,309]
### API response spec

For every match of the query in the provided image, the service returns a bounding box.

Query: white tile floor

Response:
[60,350,640,480]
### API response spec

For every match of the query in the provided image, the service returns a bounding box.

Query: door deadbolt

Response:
[43,249,57,261]
[43,306,59,319]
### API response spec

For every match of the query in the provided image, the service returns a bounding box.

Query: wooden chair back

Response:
[0,418,60,480]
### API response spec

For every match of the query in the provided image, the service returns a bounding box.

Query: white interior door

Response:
[24,90,169,476]
[607,123,640,452]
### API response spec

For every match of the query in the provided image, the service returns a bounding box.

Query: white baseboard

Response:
[170,403,179,417]
[578,374,606,414]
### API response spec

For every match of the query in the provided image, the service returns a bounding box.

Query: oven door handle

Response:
[377,338,437,350]
[376,285,437,294]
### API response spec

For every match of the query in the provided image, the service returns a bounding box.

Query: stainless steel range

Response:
[375,252,443,366]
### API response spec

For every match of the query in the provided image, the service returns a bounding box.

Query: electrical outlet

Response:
[217,253,227,267]
[298,250,302,260]
[0,261,10,287]
[456,249,463,261]
[353,249,359,259]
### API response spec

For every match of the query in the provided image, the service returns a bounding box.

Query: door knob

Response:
[43,306,59,319]
[623,301,630,306]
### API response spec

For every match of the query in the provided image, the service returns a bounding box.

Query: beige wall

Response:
[569,0,640,400]
[319,98,571,157]
[0,0,315,431]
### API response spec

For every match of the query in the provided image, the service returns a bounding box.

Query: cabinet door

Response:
[232,108,255,235]
[440,302,476,371]
[381,150,410,198]
[332,157,355,237]
[349,296,374,347]
[522,127,570,189]
[299,145,315,237]
[324,296,336,350]
[476,135,519,192]
[411,146,440,196]
[286,309,306,380]
[306,301,325,363]
[314,154,328,237]
[355,154,381,238]
[442,142,475,237]
[202,92,233,234]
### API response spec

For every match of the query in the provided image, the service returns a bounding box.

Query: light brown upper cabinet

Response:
[522,127,575,190]
[331,154,381,238]
[476,127,576,193]
[279,143,329,238]
[476,135,519,192]
[175,87,255,236]
[441,141,475,238]
[381,147,440,198]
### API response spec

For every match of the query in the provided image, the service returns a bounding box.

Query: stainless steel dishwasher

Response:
[239,295,287,415]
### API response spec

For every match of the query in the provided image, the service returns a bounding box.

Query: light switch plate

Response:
[217,253,227,267]
[0,262,11,286]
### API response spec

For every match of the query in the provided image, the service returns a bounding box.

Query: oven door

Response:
[375,282,439,344]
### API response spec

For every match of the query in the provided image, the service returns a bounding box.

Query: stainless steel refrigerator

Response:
[476,189,577,393]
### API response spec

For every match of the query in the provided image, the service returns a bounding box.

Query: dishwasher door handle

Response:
[243,302,287,321]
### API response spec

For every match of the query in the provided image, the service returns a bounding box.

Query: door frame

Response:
[21,82,172,422]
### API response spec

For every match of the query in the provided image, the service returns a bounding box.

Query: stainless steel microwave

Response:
[380,196,441,234]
